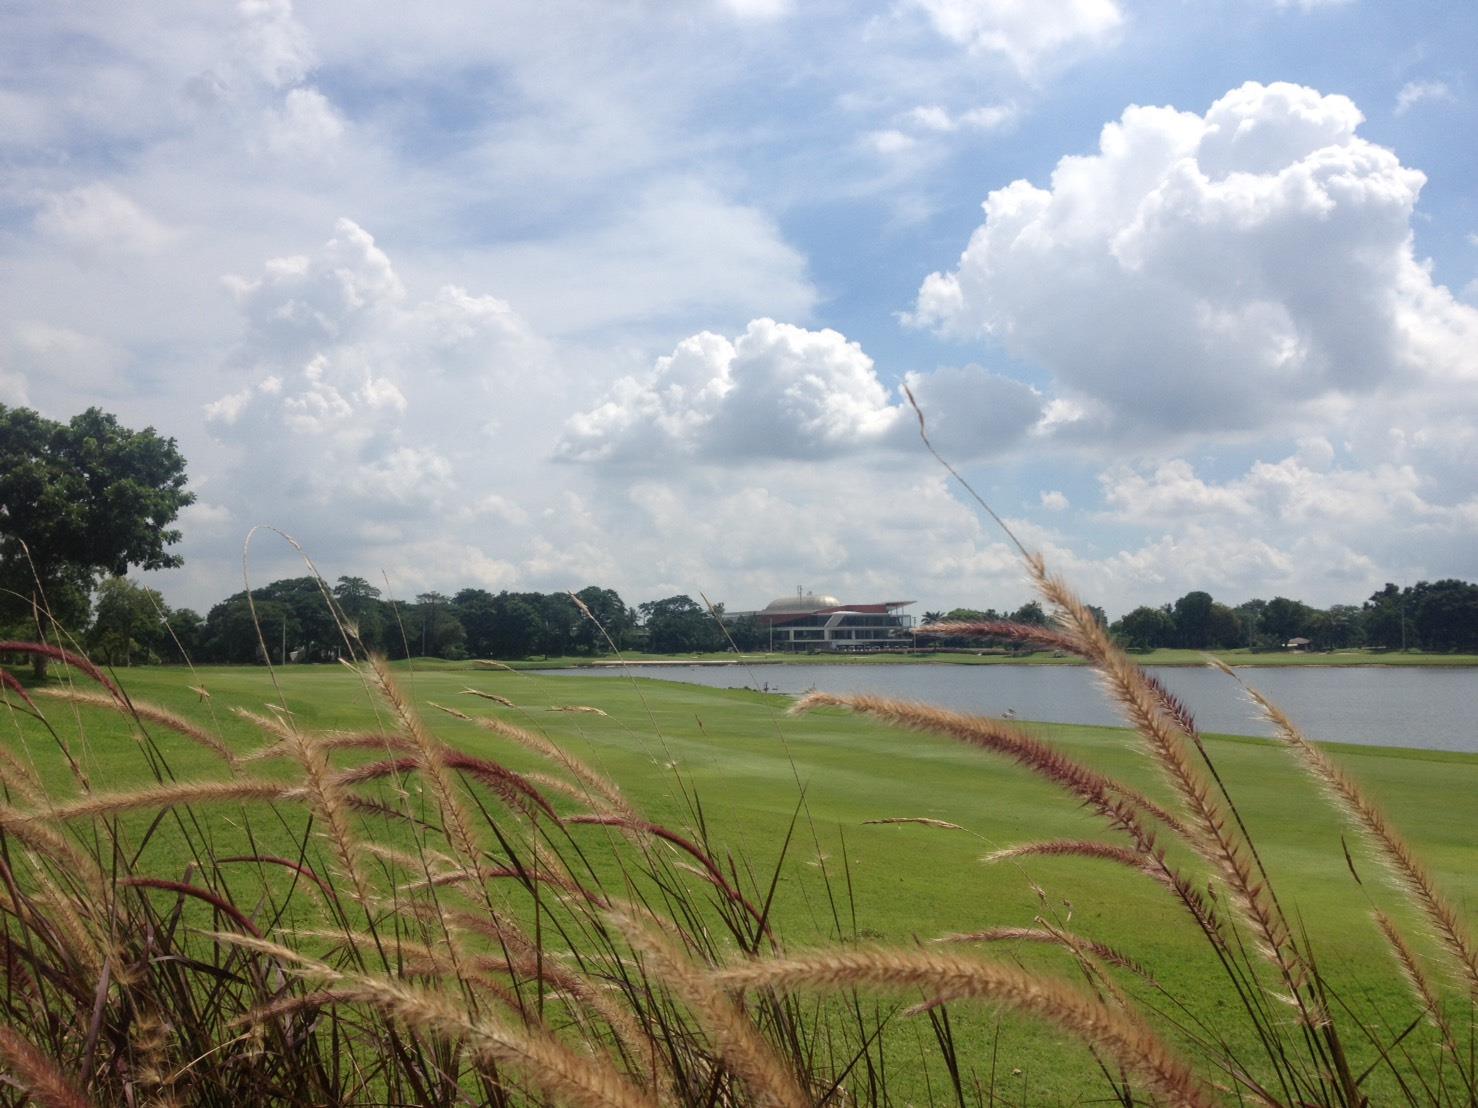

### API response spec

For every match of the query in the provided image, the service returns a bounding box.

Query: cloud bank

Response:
[911,81,1478,441]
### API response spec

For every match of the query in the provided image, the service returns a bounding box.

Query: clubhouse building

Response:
[728,591,915,652]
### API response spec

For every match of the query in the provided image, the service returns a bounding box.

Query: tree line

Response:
[1101,584,1478,653]
[7,404,1477,668]
[20,576,763,665]
[13,574,1478,668]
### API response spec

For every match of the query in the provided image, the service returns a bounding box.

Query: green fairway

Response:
[6,661,1476,1102]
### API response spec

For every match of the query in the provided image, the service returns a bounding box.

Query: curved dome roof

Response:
[764,593,841,613]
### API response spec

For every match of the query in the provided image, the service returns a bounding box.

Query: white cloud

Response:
[904,102,1019,134]
[868,129,918,156]
[236,0,317,88]
[1040,490,1069,510]
[558,321,1043,464]
[911,81,1478,440]
[910,0,1123,72]
[1394,80,1455,116]
[204,218,555,534]
[716,0,790,18]
[261,86,346,155]
[34,184,177,256]
[908,106,955,132]
[5,322,130,396]
[559,320,899,462]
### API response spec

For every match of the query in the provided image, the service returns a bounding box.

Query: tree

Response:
[0,406,193,677]
[1171,590,1214,648]
[1261,596,1313,646]
[200,597,297,664]
[87,577,169,665]
[453,588,499,657]
[639,595,722,654]
[1205,602,1242,648]
[162,607,203,662]
[1411,579,1478,652]
[572,586,633,653]
[1111,606,1176,650]
[1361,584,1407,651]
[333,576,386,652]
[1009,601,1048,627]
[411,591,466,659]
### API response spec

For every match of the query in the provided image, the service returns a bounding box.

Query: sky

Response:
[2,0,1476,619]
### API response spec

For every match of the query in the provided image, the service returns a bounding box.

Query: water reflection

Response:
[554,663,1478,753]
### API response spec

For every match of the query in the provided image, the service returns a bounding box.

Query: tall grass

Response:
[0,542,1475,1106]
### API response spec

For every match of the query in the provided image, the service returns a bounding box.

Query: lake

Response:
[551,662,1478,753]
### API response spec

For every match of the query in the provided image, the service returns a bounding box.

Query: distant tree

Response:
[534,593,582,658]
[572,586,632,653]
[727,614,766,651]
[88,577,169,665]
[201,597,297,664]
[333,576,386,652]
[1361,584,1407,651]
[1261,596,1313,646]
[1009,601,1048,627]
[490,593,543,658]
[0,405,193,677]
[413,591,466,658]
[1171,590,1215,648]
[1309,604,1364,651]
[921,610,946,625]
[1411,579,1478,652]
[1234,599,1268,649]
[163,607,203,662]
[1111,606,1176,651]
[1205,602,1242,649]
[453,588,499,657]
[639,595,722,654]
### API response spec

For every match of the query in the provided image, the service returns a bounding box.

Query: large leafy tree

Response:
[0,406,193,676]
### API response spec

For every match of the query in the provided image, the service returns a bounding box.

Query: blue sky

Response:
[2,0,1476,618]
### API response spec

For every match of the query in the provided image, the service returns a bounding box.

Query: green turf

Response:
[6,661,1476,1103]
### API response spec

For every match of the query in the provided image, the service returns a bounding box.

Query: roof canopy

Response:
[763,593,842,613]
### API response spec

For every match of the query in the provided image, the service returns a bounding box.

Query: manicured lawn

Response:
[7,661,1476,1102]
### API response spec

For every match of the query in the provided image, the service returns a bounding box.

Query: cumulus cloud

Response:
[558,320,1043,463]
[1100,452,1459,531]
[205,218,553,527]
[911,81,1478,439]
[1040,490,1069,510]
[911,0,1123,72]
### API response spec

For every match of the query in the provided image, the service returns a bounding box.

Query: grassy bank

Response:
[5,658,1475,1102]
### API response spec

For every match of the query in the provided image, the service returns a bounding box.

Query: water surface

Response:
[552,663,1477,753]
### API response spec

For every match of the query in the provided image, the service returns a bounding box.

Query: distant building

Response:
[727,591,915,651]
